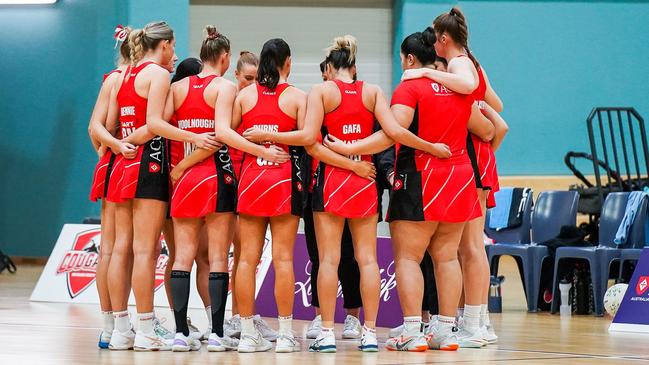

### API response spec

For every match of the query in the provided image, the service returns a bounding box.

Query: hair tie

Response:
[113,24,128,49]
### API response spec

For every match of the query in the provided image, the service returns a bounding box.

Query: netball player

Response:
[148,26,239,352]
[224,51,277,342]
[100,21,176,351]
[303,35,451,353]
[403,12,509,346]
[87,25,132,349]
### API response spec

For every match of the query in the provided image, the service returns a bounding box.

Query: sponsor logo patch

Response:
[636,276,649,296]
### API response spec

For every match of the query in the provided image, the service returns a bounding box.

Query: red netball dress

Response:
[170,75,237,218]
[311,80,378,218]
[105,62,169,202]
[237,83,305,217]
[388,78,480,223]
[467,67,500,207]
[89,69,122,202]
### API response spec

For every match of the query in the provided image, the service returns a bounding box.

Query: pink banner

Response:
[256,233,402,328]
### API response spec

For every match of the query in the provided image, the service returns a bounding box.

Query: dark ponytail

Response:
[257,38,291,90]
[433,7,480,70]
[400,30,437,66]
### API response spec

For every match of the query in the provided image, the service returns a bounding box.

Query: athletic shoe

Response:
[276,332,301,353]
[108,328,135,350]
[481,324,498,344]
[98,331,112,349]
[153,317,174,340]
[254,315,278,342]
[308,330,336,353]
[427,327,459,351]
[187,317,202,338]
[207,333,239,352]
[238,330,272,353]
[134,330,172,351]
[385,335,428,352]
[388,323,404,338]
[306,315,322,339]
[342,315,362,339]
[225,315,241,339]
[457,327,486,348]
[358,330,378,352]
[172,332,202,352]
[200,329,211,342]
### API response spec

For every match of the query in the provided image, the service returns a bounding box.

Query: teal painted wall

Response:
[1,0,647,256]
[0,0,189,257]
[393,0,649,176]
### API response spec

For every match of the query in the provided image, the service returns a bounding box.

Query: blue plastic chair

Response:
[484,188,533,245]
[487,190,579,312]
[550,192,647,316]
[617,199,648,282]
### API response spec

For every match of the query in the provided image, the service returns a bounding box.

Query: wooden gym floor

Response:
[1,257,648,364]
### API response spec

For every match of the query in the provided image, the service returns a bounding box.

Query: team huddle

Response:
[87,6,508,354]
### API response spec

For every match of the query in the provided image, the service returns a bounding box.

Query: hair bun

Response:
[205,25,220,40]
[328,35,357,65]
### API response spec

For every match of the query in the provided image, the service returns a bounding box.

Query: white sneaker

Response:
[172,332,202,352]
[134,330,172,351]
[276,332,301,353]
[207,332,239,352]
[481,324,498,344]
[358,330,378,352]
[427,327,459,351]
[98,330,112,349]
[238,330,272,353]
[254,315,278,342]
[306,315,322,339]
[457,326,487,348]
[108,328,135,350]
[342,315,362,339]
[385,334,428,352]
[388,323,404,338]
[225,315,241,339]
[187,317,202,338]
[153,317,175,340]
[308,330,336,353]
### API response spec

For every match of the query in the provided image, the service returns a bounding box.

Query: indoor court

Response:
[2,1,649,364]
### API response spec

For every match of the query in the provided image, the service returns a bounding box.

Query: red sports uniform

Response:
[388,78,480,223]
[311,80,378,218]
[89,69,121,202]
[170,75,237,218]
[105,62,169,203]
[467,67,500,208]
[237,83,306,217]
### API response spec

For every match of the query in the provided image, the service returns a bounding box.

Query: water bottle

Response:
[559,279,572,316]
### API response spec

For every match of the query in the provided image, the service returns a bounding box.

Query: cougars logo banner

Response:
[31,224,274,309]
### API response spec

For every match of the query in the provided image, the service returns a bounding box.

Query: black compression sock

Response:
[170,270,191,336]
[209,272,229,337]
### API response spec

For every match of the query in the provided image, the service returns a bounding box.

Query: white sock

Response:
[321,326,334,337]
[232,313,240,321]
[278,315,292,334]
[480,304,490,327]
[464,305,481,331]
[205,306,212,328]
[456,308,464,321]
[363,324,376,334]
[436,315,455,336]
[138,312,154,333]
[403,316,422,336]
[102,311,114,333]
[114,311,131,333]
[241,316,255,335]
